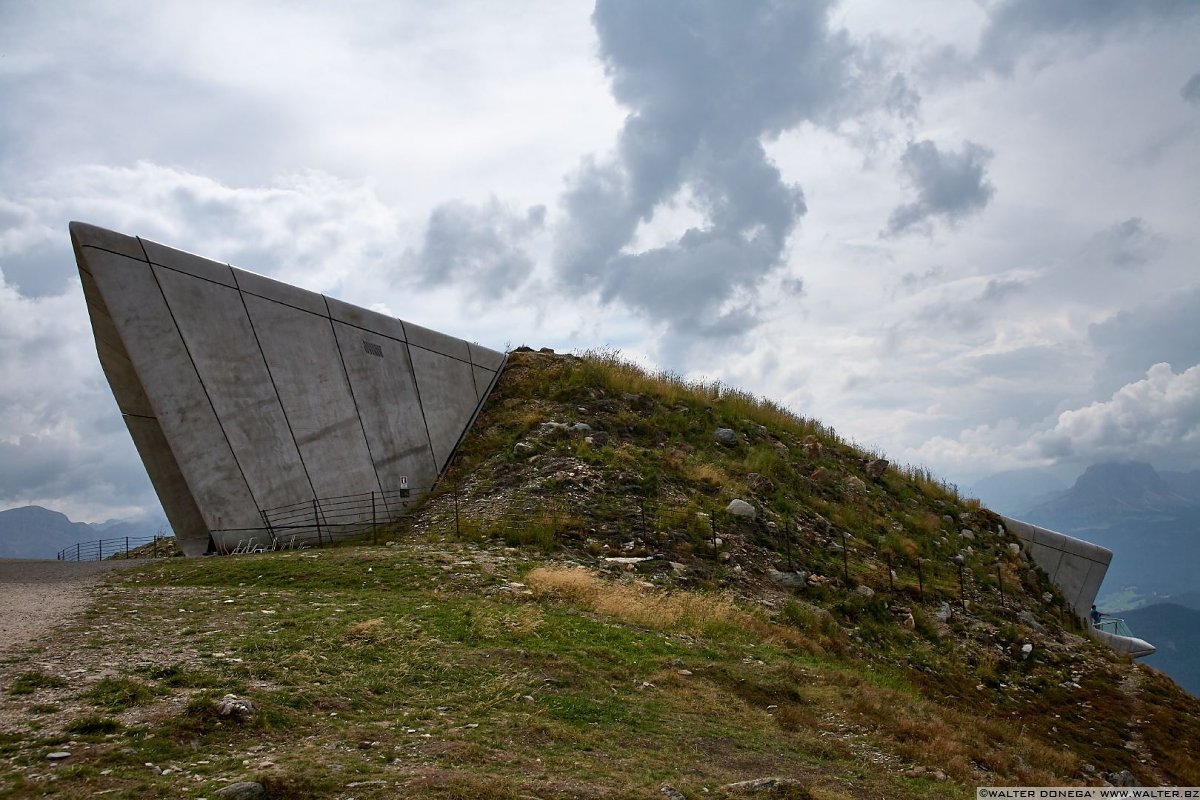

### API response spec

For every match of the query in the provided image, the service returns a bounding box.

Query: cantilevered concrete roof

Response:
[72,222,505,556]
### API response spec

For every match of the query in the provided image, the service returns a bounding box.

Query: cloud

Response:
[1031,362,1200,466]
[885,140,995,235]
[401,198,544,297]
[1088,285,1200,395]
[553,0,860,338]
[1081,217,1164,270]
[1183,72,1200,105]
[0,277,156,520]
[976,0,1200,74]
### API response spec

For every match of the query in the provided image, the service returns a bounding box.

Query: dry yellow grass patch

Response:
[344,618,385,642]
[526,565,747,635]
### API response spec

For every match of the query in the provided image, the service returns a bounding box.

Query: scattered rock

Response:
[660,785,688,800]
[1008,542,1021,556]
[773,440,790,456]
[715,428,738,447]
[538,347,555,354]
[1106,770,1139,787]
[214,782,266,799]
[767,569,808,589]
[571,422,593,432]
[854,585,875,598]
[960,529,975,541]
[934,602,952,621]
[845,476,867,494]
[216,694,254,719]
[1020,643,1034,660]
[810,467,830,483]
[865,458,889,480]
[726,499,756,519]
[46,752,71,762]
[747,472,775,493]
[719,776,809,794]
[513,442,535,456]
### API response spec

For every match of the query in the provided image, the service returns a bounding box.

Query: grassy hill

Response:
[2,349,1198,799]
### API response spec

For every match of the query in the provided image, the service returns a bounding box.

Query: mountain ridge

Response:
[0,504,170,560]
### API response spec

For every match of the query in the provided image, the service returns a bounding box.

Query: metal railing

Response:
[57,535,176,562]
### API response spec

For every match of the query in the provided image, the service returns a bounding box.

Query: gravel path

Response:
[0,559,147,655]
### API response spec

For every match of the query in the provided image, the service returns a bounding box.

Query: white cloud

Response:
[1032,362,1200,465]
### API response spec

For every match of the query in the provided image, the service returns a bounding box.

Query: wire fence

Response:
[56,535,176,562]
[55,483,1071,625]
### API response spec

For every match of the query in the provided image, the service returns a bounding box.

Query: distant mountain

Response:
[0,505,171,560]
[1019,462,1200,601]
[1161,469,1200,503]
[967,468,1068,516]
[1022,461,1198,530]
[1118,603,1200,698]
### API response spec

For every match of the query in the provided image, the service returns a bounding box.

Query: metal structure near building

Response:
[1001,515,1154,658]
[72,222,505,557]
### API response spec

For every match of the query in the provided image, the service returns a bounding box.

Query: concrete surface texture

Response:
[1000,515,1111,619]
[72,222,506,557]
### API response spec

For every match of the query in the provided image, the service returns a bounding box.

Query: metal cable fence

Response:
[56,535,176,562]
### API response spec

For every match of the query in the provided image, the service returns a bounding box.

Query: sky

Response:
[1,0,1198,522]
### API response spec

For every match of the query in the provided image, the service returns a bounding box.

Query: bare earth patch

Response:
[0,559,146,656]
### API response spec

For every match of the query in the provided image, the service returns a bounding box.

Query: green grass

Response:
[7,671,67,695]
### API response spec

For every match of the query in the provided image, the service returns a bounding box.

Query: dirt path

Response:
[0,559,146,655]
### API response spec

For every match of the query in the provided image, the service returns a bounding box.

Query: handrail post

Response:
[372,491,377,545]
[98,540,103,561]
[76,542,81,561]
[314,498,323,546]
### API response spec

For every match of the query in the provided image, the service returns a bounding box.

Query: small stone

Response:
[767,569,808,589]
[854,585,875,598]
[215,781,266,799]
[845,476,867,494]
[570,422,592,432]
[1008,542,1021,556]
[661,785,688,800]
[46,752,71,761]
[865,458,889,480]
[513,442,535,456]
[714,427,738,447]
[959,529,975,541]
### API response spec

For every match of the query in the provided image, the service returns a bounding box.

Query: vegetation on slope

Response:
[1,348,1198,799]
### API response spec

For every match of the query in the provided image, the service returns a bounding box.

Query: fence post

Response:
[76,542,81,562]
[840,533,849,584]
[260,510,276,547]
[372,491,378,545]
[710,512,718,557]
[785,521,793,570]
[454,484,461,538]
[314,498,323,546]
[125,536,130,557]
[98,540,103,561]
[956,558,966,608]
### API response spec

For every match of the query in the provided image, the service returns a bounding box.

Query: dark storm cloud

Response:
[1088,285,1200,396]
[403,199,544,297]
[1183,73,1200,105]
[976,0,1200,74]
[555,0,860,338]
[885,140,995,236]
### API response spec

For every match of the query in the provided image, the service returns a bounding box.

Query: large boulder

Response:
[726,499,757,520]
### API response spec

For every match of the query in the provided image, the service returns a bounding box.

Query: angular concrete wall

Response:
[72,222,506,557]
[1001,515,1111,619]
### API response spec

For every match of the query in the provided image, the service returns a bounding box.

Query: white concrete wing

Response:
[72,222,506,556]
